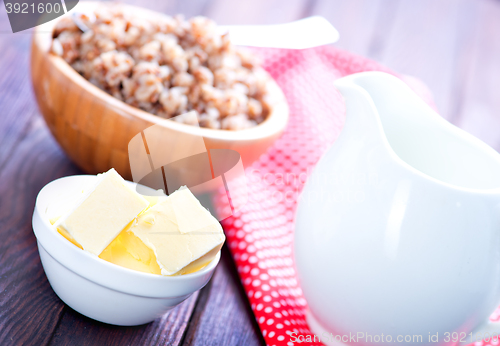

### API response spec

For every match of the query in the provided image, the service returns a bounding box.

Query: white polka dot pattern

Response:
[214,46,496,346]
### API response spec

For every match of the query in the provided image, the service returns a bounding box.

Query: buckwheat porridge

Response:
[51,5,272,130]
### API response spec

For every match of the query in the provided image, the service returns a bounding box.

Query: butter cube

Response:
[130,187,225,275]
[54,169,149,256]
[99,230,162,275]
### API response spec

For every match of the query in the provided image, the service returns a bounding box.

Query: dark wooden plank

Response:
[181,246,265,346]
[206,0,309,25]
[0,34,39,172]
[105,0,213,18]
[0,1,47,173]
[0,117,81,346]
[0,11,69,346]
[49,293,199,346]
[312,0,466,121]
[0,7,86,346]
[111,0,177,15]
[311,0,384,57]
[171,0,214,17]
[452,0,500,150]
[342,0,500,148]
[0,4,12,33]
[312,0,496,129]
[373,0,468,121]
[0,14,70,346]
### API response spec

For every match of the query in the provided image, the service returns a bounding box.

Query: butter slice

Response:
[99,230,162,275]
[54,169,149,256]
[129,187,225,275]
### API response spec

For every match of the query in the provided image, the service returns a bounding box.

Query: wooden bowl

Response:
[30,2,289,181]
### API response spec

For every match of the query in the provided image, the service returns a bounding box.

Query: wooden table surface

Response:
[1,0,499,345]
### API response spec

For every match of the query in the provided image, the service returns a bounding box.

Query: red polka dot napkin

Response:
[214,46,499,346]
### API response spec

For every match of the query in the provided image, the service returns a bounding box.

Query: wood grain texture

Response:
[314,0,462,119]
[181,246,265,346]
[0,35,38,172]
[0,10,70,345]
[311,0,384,57]
[207,0,310,25]
[453,0,500,150]
[372,0,467,121]
[49,293,200,346]
[0,4,38,149]
[102,0,213,18]
[0,117,81,346]
[313,0,500,145]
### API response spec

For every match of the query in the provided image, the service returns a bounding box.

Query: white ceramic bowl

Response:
[32,175,220,326]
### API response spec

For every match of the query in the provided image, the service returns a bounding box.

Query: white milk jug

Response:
[295,71,500,346]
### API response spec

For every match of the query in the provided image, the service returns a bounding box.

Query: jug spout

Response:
[334,74,388,147]
[335,72,500,192]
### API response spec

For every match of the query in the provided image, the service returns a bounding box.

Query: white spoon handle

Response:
[220,16,339,50]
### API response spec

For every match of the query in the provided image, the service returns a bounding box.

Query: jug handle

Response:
[459,321,500,345]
